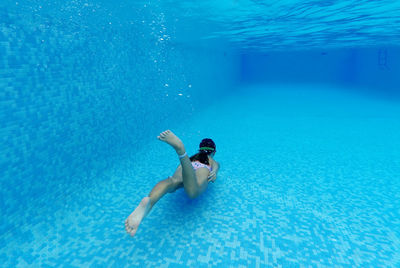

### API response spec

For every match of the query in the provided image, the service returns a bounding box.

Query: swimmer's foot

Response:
[125,196,151,237]
[157,130,186,156]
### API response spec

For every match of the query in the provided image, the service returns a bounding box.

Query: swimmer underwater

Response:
[125,130,220,237]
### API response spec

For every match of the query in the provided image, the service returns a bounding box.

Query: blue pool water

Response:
[1,0,400,267]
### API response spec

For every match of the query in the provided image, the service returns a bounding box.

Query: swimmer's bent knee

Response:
[184,189,199,199]
[169,176,181,184]
[167,176,182,193]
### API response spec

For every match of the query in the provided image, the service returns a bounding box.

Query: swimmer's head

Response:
[190,138,216,164]
[199,138,216,155]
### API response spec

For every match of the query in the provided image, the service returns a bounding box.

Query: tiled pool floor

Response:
[2,85,400,267]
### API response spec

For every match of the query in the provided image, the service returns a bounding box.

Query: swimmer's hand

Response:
[207,170,217,183]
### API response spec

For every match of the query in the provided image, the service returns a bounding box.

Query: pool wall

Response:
[0,3,238,237]
[239,47,400,97]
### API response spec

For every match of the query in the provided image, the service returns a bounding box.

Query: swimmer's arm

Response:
[211,159,220,173]
[208,158,220,182]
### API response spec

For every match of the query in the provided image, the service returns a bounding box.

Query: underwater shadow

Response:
[167,183,217,215]
[137,184,219,240]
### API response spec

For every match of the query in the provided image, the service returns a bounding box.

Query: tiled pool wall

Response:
[239,47,400,98]
[0,2,237,239]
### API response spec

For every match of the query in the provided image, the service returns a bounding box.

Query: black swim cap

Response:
[199,138,216,153]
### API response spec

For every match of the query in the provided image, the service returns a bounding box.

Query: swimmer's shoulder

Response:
[208,156,219,166]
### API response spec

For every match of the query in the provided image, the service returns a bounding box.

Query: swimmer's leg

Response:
[124,196,151,237]
[148,176,183,211]
[125,177,182,237]
[158,130,207,198]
